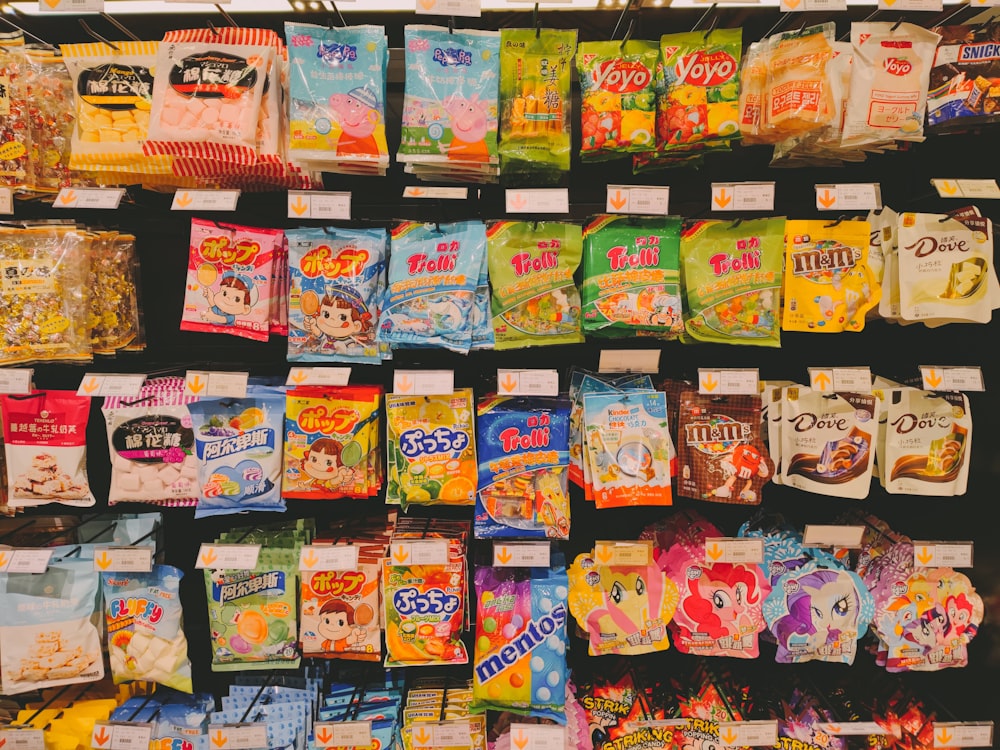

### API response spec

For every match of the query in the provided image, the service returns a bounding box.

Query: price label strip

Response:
[54,187,123,209]
[389,540,449,567]
[393,370,455,395]
[410,721,473,749]
[699,368,760,395]
[594,541,653,567]
[0,728,46,750]
[0,548,53,574]
[0,187,13,215]
[509,725,566,750]
[818,723,894,737]
[207,725,269,750]
[711,182,775,212]
[0,368,33,395]
[403,186,468,199]
[919,366,984,392]
[506,188,569,214]
[313,722,371,748]
[287,367,351,387]
[718,722,779,748]
[808,367,872,392]
[815,183,882,211]
[91,723,153,750]
[93,546,154,573]
[185,371,249,398]
[196,544,262,570]
[497,369,559,396]
[913,541,974,568]
[598,349,661,374]
[606,185,670,215]
[878,0,943,9]
[171,190,240,212]
[287,191,351,220]
[39,0,105,12]
[705,538,765,564]
[932,179,1000,199]
[780,0,847,12]
[802,525,865,549]
[932,722,993,748]
[299,544,360,571]
[77,374,147,398]
[414,0,482,18]
[493,543,551,568]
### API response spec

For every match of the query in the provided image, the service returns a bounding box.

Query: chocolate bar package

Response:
[927,23,1000,131]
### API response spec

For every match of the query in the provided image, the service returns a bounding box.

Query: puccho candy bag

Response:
[680,218,785,347]
[781,219,880,333]
[1,391,95,508]
[676,391,773,504]
[379,221,484,353]
[472,563,569,714]
[180,219,281,342]
[487,221,583,350]
[286,227,387,364]
[475,395,571,540]
[300,553,382,661]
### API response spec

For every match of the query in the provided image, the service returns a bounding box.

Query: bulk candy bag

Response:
[927,24,1000,132]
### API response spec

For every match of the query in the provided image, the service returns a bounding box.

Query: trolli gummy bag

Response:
[487,221,583,350]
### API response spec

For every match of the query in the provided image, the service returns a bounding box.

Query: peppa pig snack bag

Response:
[284,23,390,175]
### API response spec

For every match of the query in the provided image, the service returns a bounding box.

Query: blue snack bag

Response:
[286,227,388,364]
[379,221,485,353]
[475,395,570,540]
[188,386,286,518]
[471,248,494,350]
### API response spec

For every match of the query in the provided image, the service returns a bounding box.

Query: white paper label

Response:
[705,538,765,564]
[594,542,652,567]
[393,370,455,395]
[510,725,566,750]
[0,368,33,394]
[913,542,974,568]
[77,374,146,398]
[403,186,469,199]
[606,185,670,215]
[803,525,865,549]
[411,722,472,749]
[39,0,104,13]
[389,540,449,566]
[932,179,1000,199]
[414,0,481,17]
[933,723,993,748]
[91,723,153,750]
[879,0,942,8]
[0,728,46,750]
[718,722,779,748]
[0,187,12,215]
[699,369,759,395]
[54,188,123,209]
[185,371,249,398]
[497,369,559,396]
[0,548,53,574]
[506,188,569,214]
[299,545,360,571]
[286,367,351,387]
[314,722,371,748]
[196,544,261,570]
[815,184,881,210]
[171,190,240,212]
[920,366,984,392]
[808,367,872,392]
[208,725,268,750]
[781,0,847,10]
[712,182,775,212]
[598,349,661,373]
[969,0,1000,7]
[93,546,154,573]
[493,543,551,568]
[287,191,351,220]
[818,723,893,736]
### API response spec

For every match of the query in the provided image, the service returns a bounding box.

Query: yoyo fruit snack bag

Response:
[581,214,682,337]
[680,218,785,347]
[487,221,583,350]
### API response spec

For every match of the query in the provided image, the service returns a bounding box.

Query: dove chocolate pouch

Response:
[781,387,879,500]
[885,389,971,496]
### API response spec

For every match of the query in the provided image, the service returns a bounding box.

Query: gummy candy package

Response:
[577,40,659,157]
[487,221,583,350]
[300,549,382,661]
[472,561,569,715]
[1,391,95,508]
[180,218,282,342]
[475,394,571,539]
[102,564,193,692]
[379,221,485,353]
[187,386,286,518]
[286,226,387,363]
[781,219,880,333]
[103,376,200,507]
[0,35,30,189]
[284,22,389,169]
[680,218,785,347]
[581,215,682,337]
[498,28,576,181]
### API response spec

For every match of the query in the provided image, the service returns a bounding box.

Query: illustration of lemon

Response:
[629,129,653,146]
[239,407,265,429]
[418,398,455,424]
[406,487,432,503]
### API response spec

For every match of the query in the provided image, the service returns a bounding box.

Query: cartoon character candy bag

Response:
[487,221,583,350]
[180,218,281,342]
[286,226,387,364]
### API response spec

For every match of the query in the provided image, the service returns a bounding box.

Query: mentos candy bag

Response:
[286,227,387,364]
[379,221,485,353]
[577,40,659,158]
[187,386,285,518]
[472,561,568,715]
[475,395,571,539]
[487,221,583,350]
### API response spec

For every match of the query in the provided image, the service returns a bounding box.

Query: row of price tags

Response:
[0,547,154,574]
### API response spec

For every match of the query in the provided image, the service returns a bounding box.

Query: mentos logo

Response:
[674,50,737,87]
[297,405,359,435]
[432,47,472,67]
[108,597,163,623]
[300,244,369,279]
[318,41,357,64]
[199,236,260,265]
[474,603,567,683]
[591,60,652,93]
[883,57,913,76]
[958,43,1000,62]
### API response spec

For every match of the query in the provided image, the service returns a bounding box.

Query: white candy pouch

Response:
[885,389,971,496]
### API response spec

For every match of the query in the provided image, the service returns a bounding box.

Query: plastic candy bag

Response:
[927,24,1000,132]
[761,24,836,140]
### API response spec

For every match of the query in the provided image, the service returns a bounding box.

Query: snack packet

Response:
[0,35,30,189]
[475,395,570,539]
[487,221,583,350]
[471,248,494,350]
[738,42,770,144]
[1,391,95,508]
[286,227,387,364]
[102,565,193,692]
[761,24,836,140]
[89,232,143,355]
[23,48,75,192]
[300,551,382,661]
[927,24,1000,132]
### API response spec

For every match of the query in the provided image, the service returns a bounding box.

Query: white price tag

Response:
[299,545,360,571]
[606,185,670,215]
[594,541,653,567]
[803,525,865,549]
[185,371,249,398]
[781,0,847,10]
[171,190,240,212]
[913,542,974,568]
[815,183,881,210]
[493,543,551,568]
[598,349,661,374]
[0,368,33,394]
[196,544,261,570]
[497,370,559,396]
[919,366,984,392]
[932,179,1000,199]
[705,538,765,564]
[389,540,449,566]
[94,546,154,573]
[819,723,893,736]
[0,187,12,215]
[510,725,566,750]
[412,722,472,749]
[314,722,372,748]
[39,0,104,12]
[506,188,569,214]
[879,0,942,8]
[808,367,872,392]
[969,0,1000,7]
[0,548,53,574]
[91,723,153,750]
[415,0,481,17]
[698,369,759,395]
[208,726,269,750]
[933,723,994,748]
[286,367,351,387]
[403,186,469,199]
[711,182,775,212]
[718,722,779,748]
[53,188,124,209]
[287,191,351,220]
[77,374,146,398]
[393,370,455,395]
[0,728,46,750]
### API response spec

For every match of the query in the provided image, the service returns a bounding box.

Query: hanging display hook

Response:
[611,0,637,41]
[619,18,635,50]
[691,3,717,33]
[79,19,120,52]
[215,4,237,27]
[891,14,907,31]
[0,16,56,50]
[100,12,140,42]
[327,0,347,28]
[533,2,541,38]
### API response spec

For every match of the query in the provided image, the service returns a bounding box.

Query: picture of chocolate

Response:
[787,428,872,485]
[941,257,987,299]
[890,423,968,483]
